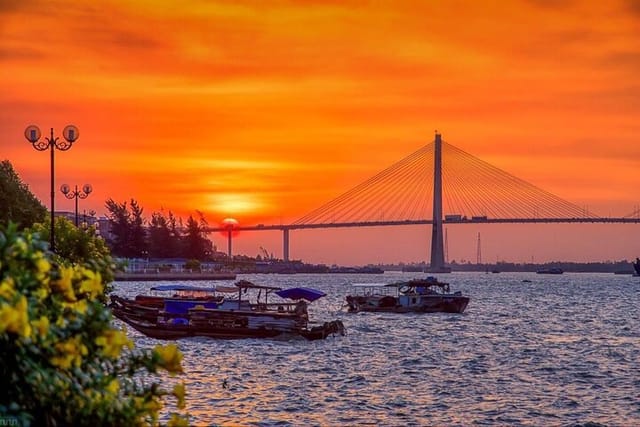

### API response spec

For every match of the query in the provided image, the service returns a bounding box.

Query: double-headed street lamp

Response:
[24,125,79,253]
[61,184,92,226]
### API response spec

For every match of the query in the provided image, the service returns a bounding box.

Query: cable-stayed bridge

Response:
[207,133,639,270]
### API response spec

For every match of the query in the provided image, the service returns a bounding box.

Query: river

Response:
[112,272,640,426]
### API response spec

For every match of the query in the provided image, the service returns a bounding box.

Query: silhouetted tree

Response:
[105,199,131,257]
[104,198,147,257]
[129,199,147,257]
[182,211,213,260]
[0,160,47,229]
[148,211,175,258]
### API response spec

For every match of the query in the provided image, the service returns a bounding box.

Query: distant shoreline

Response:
[114,272,237,281]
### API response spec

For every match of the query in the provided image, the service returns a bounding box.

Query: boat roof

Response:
[352,277,449,288]
[275,287,326,302]
[233,280,282,291]
[390,278,449,288]
[150,285,219,292]
[351,283,396,288]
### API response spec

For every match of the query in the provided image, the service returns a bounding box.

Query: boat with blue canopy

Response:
[110,280,345,340]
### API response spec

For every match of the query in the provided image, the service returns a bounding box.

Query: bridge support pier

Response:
[227,229,232,259]
[283,228,290,262]
[428,132,451,273]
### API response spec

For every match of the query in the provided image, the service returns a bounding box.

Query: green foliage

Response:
[0,224,189,426]
[183,259,201,272]
[0,160,47,229]
[29,216,115,286]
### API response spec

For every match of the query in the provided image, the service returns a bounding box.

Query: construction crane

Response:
[259,246,272,260]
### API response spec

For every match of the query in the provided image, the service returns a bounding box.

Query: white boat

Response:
[345,277,469,314]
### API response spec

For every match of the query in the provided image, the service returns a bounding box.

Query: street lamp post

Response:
[24,125,79,253]
[61,184,92,226]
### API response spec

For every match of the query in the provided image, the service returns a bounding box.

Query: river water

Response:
[112,272,640,426]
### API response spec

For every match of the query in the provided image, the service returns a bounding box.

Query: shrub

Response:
[183,260,201,272]
[29,216,115,285]
[0,224,189,426]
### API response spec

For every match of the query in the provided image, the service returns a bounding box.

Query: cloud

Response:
[0,0,29,13]
[625,0,640,16]
[0,46,44,60]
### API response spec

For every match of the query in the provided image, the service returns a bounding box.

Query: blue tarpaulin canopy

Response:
[275,287,326,302]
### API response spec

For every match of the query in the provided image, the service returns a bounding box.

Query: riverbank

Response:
[114,272,236,281]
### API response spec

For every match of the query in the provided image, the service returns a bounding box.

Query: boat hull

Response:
[346,295,469,314]
[110,296,344,341]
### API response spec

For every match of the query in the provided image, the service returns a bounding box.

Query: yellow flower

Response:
[50,353,75,370]
[0,278,15,300]
[50,335,88,369]
[74,299,89,314]
[95,329,132,359]
[31,315,50,338]
[34,255,51,280]
[55,315,67,328]
[52,266,76,302]
[167,413,189,427]
[106,378,120,395]
[154,344,183,374]
[63,299,89,315]
[0,295,31,337]
[79,269,103,298]
[172,382,186,409]
[34,287,49,301]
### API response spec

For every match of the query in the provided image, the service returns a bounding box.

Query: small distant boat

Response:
[345,276,469,314]
[536,268,564,275]
[110,281,345,341]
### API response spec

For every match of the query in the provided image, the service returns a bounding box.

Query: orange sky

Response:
[1,0,639,264]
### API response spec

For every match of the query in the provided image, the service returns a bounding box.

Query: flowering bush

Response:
[0,224,189,426]
[30,216,115,285]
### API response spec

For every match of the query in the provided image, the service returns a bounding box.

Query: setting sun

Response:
[209,193,264,216]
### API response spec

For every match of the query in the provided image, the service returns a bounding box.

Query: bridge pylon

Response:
[427,132,451,273]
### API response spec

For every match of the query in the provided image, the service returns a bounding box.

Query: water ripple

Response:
[112,272,640,426]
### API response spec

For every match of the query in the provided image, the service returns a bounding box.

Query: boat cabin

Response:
[347,276,468,313]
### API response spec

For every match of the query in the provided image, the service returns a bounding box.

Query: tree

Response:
[148,211,173,258]
[0,160,47,229]
[129,199,147,258]
[148,210,185,258]
[104,198,131,257]
[182,211,213,260]
[104,199,147,258]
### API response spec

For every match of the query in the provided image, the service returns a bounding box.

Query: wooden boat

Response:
[345,276,469,314]
[110,281,345,341]
[129,284,229,308]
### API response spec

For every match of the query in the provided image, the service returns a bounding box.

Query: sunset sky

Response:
[1,0,639,264]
